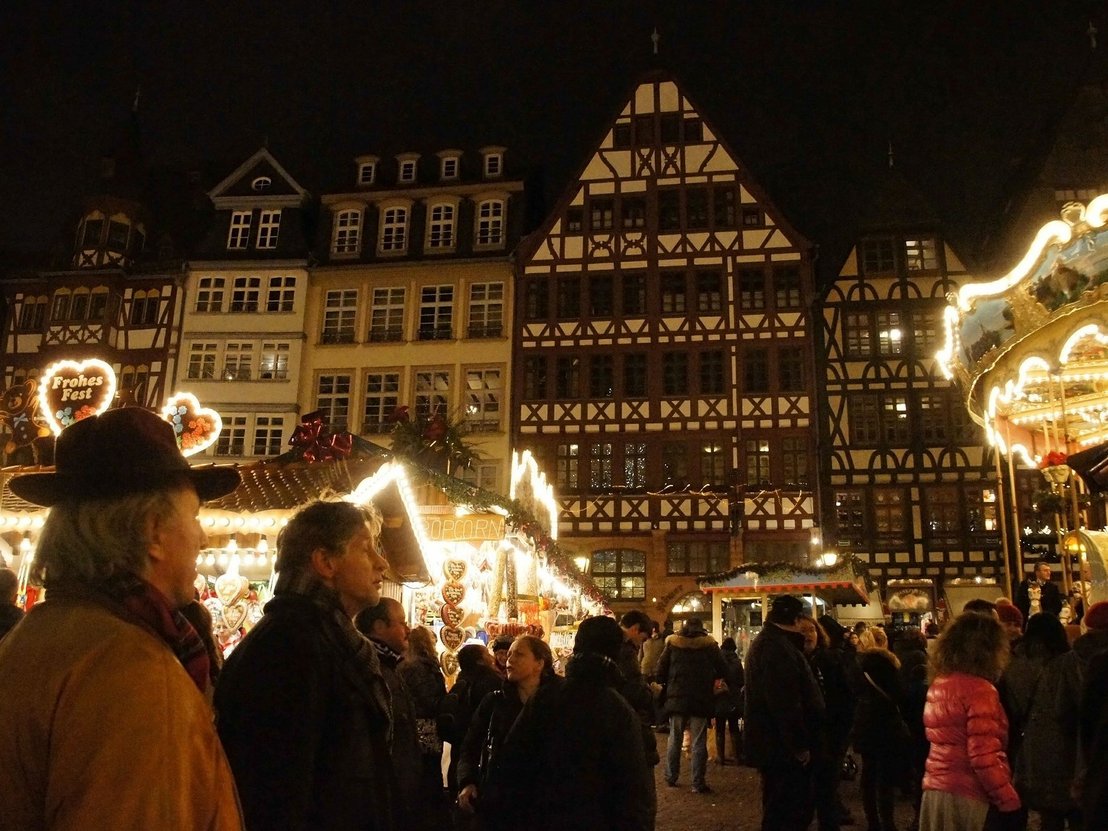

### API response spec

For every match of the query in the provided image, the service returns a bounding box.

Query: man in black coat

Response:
[744,595,826,831]
[618,610,661,828]
[656,616,728,794]
[1014,560,1064,622]
[216,501,395,831]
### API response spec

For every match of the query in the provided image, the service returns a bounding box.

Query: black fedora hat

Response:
[9,407,240,507]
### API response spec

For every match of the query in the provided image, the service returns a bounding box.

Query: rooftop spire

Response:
[651,27,660,56]
[887,139,895,169]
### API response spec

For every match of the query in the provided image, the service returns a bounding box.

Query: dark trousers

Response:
[715,710,742,763]
[760,759,815,831]
[859,751,897,831]
[811,750,843,831]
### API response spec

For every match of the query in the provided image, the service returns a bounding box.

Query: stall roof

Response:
[698,556,872,606]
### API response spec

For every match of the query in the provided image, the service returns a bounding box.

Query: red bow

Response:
[289,411,353,462]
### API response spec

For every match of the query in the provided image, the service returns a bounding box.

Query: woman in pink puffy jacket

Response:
[919,612,1021,831]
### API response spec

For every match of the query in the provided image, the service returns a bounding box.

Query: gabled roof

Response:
[208,147,309,202]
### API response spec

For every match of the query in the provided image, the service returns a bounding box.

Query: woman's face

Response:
[798,619,818,654]
[506,640,544,685]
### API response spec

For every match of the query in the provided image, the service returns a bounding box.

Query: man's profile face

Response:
[329,522,388,617]
[373,599,410,653]
[1036,563,1052,582]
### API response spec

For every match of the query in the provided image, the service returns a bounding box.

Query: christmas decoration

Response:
[38,358,116,435]
[160,392,222,456]
[288,410,353,462]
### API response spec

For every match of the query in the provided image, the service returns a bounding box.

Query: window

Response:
[851,393,911,445]
[924,485,961,543]
[524,280,549,320]
[316,374,352,431]
[781,437,808,487]
[660,114,681,144]
[624,442,647,490]
[588,442,613,489]
[464,368,501,431]
[522,356,547,400]
[850,394,881,444]
[662,442,688,487]
[774,265,802,309]
[227,211,252,249]
[624,353,647,397]
[322,289,358,343]
[428,203,456,250]
[357,162,376,185]
[414,370,451,420]
[613,123,632,148]
[223,342,254,381]
[398,159,417,183]
[622,197,646,229]
[566,208,584,233]
[696,271,722,313]
[905,237,939,271]
[118,365,150,402]
[919,393,947,443]
[440,156,459,180]
[251,176,272,192]
[835,490,865,544]
[476,199,505,247]
[195,277,225,312]
[589,355,614,398]
[876,311,904,355]
[658,190,681,231]
[256,210,281,249]
[684,119,704,142]
[634,116,655,145]
[861,238,895,274]
[49,291,71,322]
[662,352,689,395]
[745,438,771,486]
[230,277,261,313]
[380,207,409,253]
[700,350,725,395]
[332,209,362,255]
[107,220,129,250]
[81,218,104,247]
[88,290,108,321]
[266,276,295,312]
[369,287,405,342]
[556,276,580,318]
[483,152,503,177]
[744,348,769,392]
[259,342,290,380]
[661,272,687,314]
[591,550,646,600]
[882,394,911,444]
[362,372,400,433]
[129,290,159,326]
[845,311,874,356]
[187,343,218,380]
[418,285,453,340]
[461,463,500,493]
[741,207,764,227]
[738,268,765,309]
[216,416,247,456]
[686,188,710,229]
[589,198,614,232]
[468,282,503,338]
[714,187,737,227]
[667,541,729,576]
[622,274,646,316]
[253,416,284,456]
[555,357,580,398]
[700,442,726,487]
[556,442,580,490]
[873,488,907,538]
[70,290,87,321]
[18,296,47,331]
[778,346,806,392]
[967,487,998,535]
[589,275,614,317]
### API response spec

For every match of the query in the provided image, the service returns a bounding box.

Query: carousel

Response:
[938,194,1108,606]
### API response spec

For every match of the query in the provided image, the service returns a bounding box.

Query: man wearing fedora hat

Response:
[0,407,243,830]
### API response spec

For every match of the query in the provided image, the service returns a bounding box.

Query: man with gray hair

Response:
[0,407,243,829]
[216,499,394,831]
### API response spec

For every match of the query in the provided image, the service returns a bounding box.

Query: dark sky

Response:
[1,1,1102,259]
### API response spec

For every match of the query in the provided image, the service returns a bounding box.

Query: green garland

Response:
[700,553,877,594]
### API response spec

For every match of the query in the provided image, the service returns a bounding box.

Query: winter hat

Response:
[995,603,1024,629]
[573,616,624,659]
[1084,601,1108,631]
[767,594,804,624]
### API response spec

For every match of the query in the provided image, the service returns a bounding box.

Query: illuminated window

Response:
[465,282,503,339]
[591,549,646,600]
[835,490,865,544]
[259,343,290,380]
[556,442,579,490]
[904,238,939,271]
[223,342,254,381]
[745,438,771,487]
[667,541,729,576]
[464,367,501,432]
[873,488,907,538]
[701,442,726,487]
[589,442,613,489]
[624,442,647,490]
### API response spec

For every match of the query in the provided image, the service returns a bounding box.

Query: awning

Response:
[699,555,872,606]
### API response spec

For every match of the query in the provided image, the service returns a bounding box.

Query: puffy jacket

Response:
[922,672,1020,812]
[656,626,729,717]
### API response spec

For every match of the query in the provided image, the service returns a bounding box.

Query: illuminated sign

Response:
[423,513,506,542]
[161,392,223,457]
[38,359,117,436]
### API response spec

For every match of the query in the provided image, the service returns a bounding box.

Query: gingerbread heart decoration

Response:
[215,572,249,607]
[193,573,208,596]
[442,582,465,606]
[38,358,117,436]
[221,600,248,631]
[440,603,465,628]
[443,558,468,582]
[161,392,223,457]
[485,621,500,639]
[439,651,459,677]
[439,626,466,651]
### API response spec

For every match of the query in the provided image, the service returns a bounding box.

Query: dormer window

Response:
[483,152,503,178]
[439,152,461,181]
[357,160,377,186]
[251,176,272,192]
[228,211,252,250]
[257,210,281,249]
[399,160,417,184]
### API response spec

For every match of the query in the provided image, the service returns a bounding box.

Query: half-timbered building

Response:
[513,72,819,618]
[817,168,1002,592]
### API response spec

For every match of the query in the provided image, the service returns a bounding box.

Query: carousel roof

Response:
[697,554,872,606]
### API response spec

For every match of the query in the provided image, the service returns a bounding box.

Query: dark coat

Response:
[1081,650,1108,829]
[441,663,502,791]
[375,646,424,825]
[656,627,728,718]
[399,654,446,720]
[714,650,745,717]
[744,622,826,769]
[809,644,855,752]
[215,594,393,831]
[1014,577,1063,620]
[504,653,651,831]
[617,637,660,765]
[0,604,23,641]
[850,649,908,758]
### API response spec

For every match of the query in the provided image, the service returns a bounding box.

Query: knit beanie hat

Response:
[1084,601,1108,631]
[995,603,1024,629]
[573,616,624,659]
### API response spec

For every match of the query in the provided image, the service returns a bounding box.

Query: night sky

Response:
[2,1,1102,263]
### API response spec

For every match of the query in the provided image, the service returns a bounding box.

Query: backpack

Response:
[436,678,473,746]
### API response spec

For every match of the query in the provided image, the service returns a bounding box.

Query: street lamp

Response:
[820,551,838,568]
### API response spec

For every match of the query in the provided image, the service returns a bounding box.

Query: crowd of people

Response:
[1,407,1108,831]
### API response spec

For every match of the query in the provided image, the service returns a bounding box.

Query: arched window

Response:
[475,199,505,247]
[332,208,362,255]
[50,290,71,322]
[590,549,646,600]
[18,295,48,331]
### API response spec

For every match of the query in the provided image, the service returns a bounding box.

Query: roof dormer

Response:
[437,149,463,182]
[355,155,378,187]
[480,146,505,179]
[396,152,420,185]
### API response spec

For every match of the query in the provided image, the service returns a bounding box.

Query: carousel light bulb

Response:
[217,553,228,567]
[19,535,31,554]
[205,553,216,566]
[257,538,269,554]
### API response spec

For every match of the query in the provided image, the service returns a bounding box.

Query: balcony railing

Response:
[321,331,356,344]
[466,323,502,339]
[367,327,404,343]
[417,325,453,341]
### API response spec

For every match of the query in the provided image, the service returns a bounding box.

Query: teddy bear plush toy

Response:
[0,380,52,453]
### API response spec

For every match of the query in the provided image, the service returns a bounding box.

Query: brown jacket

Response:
[0,596,243,831]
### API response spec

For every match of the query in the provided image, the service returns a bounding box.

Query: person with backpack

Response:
[439,644,503,795]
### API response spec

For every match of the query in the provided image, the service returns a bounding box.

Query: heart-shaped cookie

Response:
[160,392,223,457]
[441,582,465,607]
[194,573,208,596]
[485,621,500,639]
[439,651,459,677]
[222,600,248,631]
[443,558,468,582]
[439,626,466,651]
[38,358,117,435]
[440,603,465,628]
[215,572,249,606]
